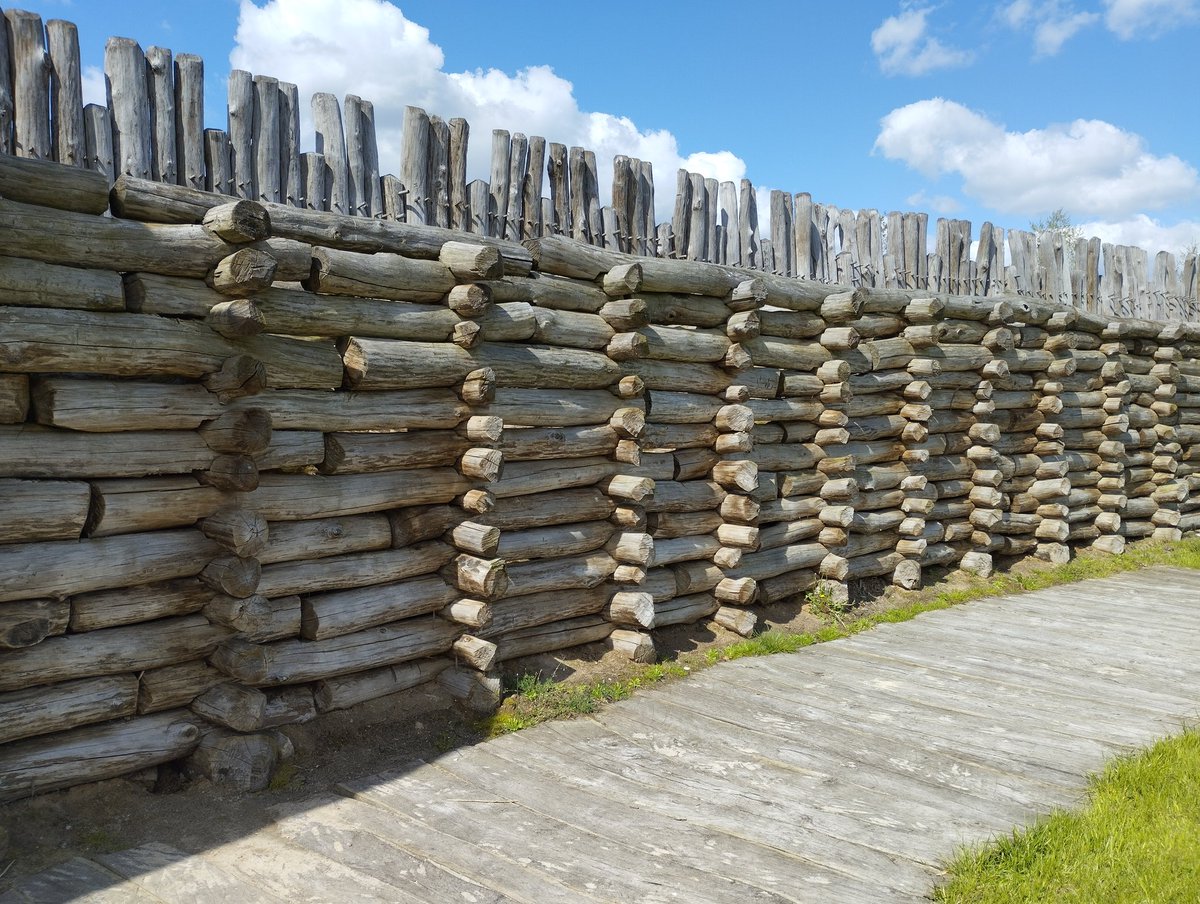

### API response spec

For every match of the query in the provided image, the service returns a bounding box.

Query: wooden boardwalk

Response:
[5,567,1199,903]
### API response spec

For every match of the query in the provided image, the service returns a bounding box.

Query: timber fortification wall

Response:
[1,8,1200,800]
[1,156,1199,800]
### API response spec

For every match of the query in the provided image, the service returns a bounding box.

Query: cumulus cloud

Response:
[1103,0,1199,38]
[1000,0,1100,55]
[1078,214,1200,255]
[870,6,974,76]
[230,0,745,221]
[905,190,963,214]
[82,65,106,107]
[874,98,1199,218]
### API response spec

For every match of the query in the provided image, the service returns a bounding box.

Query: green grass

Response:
[480,538,1200,739]
[936,728,1200,903]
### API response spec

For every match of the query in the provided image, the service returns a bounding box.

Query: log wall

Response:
[2,134,1200,803]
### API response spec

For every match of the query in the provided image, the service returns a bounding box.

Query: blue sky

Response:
[19,0,1200,256]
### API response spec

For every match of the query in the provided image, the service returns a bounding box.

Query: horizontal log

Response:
[211,616,461,686]
[481,586,608,638]
[305,246,455,302]
[322,430,474,475]
[494,614,614,662]
[654,592,720,627]
[475,488,615,530]
[110,175,533,270]
[638,293,729,328]
[0,599,70,649]
[623,359,732,394]
[86,476,225,537]
[0,255,124,312]
[344,338,620,391]
[0,478,90,543]
[0,425,226,479]
[0,676,139,746]
[31,379,226,432]
[258,540,455,598]
[498,425,619,461]
[0,528,219,604]
[256,514,392,566]
[500,551,617,597]
[314,658,452,712]
[644,480,726,513]
[0,196,232,276]
[0,709,202,802]
[247,470,471,520]
[491,455,619,498]
[496,520,615,561]
[724,542,826,581]
[1,305,341,387]
[137,661,226,714]
[301,574,459,640]
[0,613,229,693]
[743,336,832,371]
[69,577,217,633]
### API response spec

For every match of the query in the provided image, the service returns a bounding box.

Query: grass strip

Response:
[935,728,1200,903]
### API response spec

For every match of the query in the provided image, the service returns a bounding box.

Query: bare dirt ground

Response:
[0,561,1003,890]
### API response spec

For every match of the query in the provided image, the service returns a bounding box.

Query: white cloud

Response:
[1078,214,1200,255]
[231,0,745,221]
[874,98,1200,218]
[1000,1,1100,56]
[905,190,963,214]
[82,65,105,108]
[1103,0,1199,38]
[870,6,974,76]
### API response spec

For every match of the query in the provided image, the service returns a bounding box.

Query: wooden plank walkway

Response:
[4,567,1199,903]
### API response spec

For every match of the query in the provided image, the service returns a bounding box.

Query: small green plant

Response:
[805,580,851,621]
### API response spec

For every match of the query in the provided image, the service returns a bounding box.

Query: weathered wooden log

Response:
[653,593,719,627]
[479,586,609,638]
[0,598,69,650]
[249,470,469,521]
[499,551,616,598]
[0,675,136,746]
[0,478,90,542]
[494,614,613,661]
[475,488,614,531]
[0,612,228,693]
[213,616,460,686]
[2,306,341,388]
[306,245,454,302]
[300,574,459,642]
[0,710,201,802]
[257,541,454,600]
[724,543,826,581]
[0,256,122,313]
[315,659,450,713]
[32,379,221,432]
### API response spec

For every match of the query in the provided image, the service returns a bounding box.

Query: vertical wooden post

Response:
[738,179,758,270]
[467,179,489,234]
[346,95,381,217]
[612,155,633,253]
[671,168,691,259]
[504,131,526,241]
[250,75,280,204]
[568,146,587,241]
[704,177,718,266]
[204,128,232,195]
[428,114,450,228]
[301,151,327,211]
[719,181,739,266]
[687,172,707,261]
[0,10,13,155]
[524,134,545,239]
[83,103,113,180]
[583,149,602,244]
[278,81,301,207]
[399,105,430,225]
[639,159,655,254]
[145,46,176,184]
[227,69,254,200]
[7,10,50,160]
[312,92,349,215]
[547,141,569,236]
[449,117,469,231]
[770,190,794,277]
[794,193,814,279]
[489,129,511,239]
[46,19,84,167]
[105,37,151,179]
[174,53,204,190]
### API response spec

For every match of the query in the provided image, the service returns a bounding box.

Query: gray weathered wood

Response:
[312,92,349,214]
[145,46,176,184]
[251,74,280,203]
[400,105,431,225]
[227,68,253,199]
[6,9,50,160]
[105,36,151,178]
[278,81,301,206]
[46,19,84,167]
[84,102,114,179]
[203,127,231,194]
[448,117,469,230]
